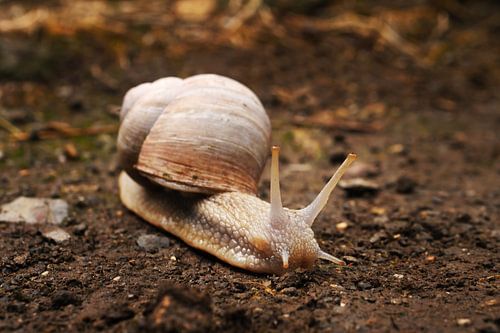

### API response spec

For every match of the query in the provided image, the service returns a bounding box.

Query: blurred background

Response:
[0,0,498,171]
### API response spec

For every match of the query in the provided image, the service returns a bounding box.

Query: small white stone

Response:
[136,234,170,251]
[42,227,71,243]
[330,284,345,290]
[336,221,349,232]
[394,274,404,279]
[339,178,380,194]
[170,256,177,261]
[112,276,121,282]
[41,271,49,276]
[457,318,471,326]
[0,197,68,224]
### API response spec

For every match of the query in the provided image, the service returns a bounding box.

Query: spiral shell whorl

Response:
[117,74,271,194]
[117,77,183,185]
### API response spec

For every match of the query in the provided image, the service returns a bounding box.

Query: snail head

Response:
[263,146,356,273]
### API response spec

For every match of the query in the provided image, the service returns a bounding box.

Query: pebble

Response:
[336,221,349,232]
[369,231,388,244]
[388,144,406,155]
[342,256,359,263]
[339,178,380,197]
[370,207,386,215]
[484,299,497,307]
[432,196,443,205]
[395,176,417,194]
[13,253,29,265]
[425,255,436,262]
[73,223,87,236]
[357,281,372,290]
[332,305,346,314]
[329,284,345,290]
[393,274,404,279]
[42,226,71,243]
[51,290,80,309]
[373,215,389,225]
[457,318,471,326]
[280,287,299,296]
[384,220,410,234]
[0,197,68,225]
[344,162,380,178]
[136,234,171,252]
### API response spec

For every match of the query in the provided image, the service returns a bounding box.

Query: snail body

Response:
[118,74,356,274]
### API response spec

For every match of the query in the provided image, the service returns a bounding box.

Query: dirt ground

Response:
[0,1,499,332]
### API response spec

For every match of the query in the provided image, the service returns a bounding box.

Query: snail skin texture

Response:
[118,74,357,274]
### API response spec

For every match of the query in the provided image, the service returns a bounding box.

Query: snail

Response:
[117,74,356,274]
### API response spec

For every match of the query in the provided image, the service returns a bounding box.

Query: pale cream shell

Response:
[117,74,271,194]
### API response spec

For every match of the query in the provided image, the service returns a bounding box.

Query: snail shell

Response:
[117,74,271,194]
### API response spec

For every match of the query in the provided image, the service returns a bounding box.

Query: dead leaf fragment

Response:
[175,0,216,22]
[64,143,79,159]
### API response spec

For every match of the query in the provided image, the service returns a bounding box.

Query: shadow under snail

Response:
[117,74,356,274]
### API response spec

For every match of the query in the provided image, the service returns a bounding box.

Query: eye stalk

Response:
[270,146,284,228]
[268,146,356,269]
[300,153,357,226]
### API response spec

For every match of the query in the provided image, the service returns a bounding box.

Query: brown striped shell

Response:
[117,74,271,195]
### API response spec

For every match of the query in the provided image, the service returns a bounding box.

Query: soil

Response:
[0,1,499,332]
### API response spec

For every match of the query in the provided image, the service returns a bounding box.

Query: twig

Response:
[291,114,383,133]
[0,8,50,34]
[288,12,427,67]
[9,121,118,142]
[224,0,263,31]
[90,65,119,90]
[0,113,25,140]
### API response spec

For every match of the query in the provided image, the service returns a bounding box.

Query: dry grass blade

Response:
[224,0,263,31]
[0,114,22,134]
[291,114,383,133]
[10,122,118,142]
[0,8,50,34]
[0,1,124,35]
[288,12,427,67]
